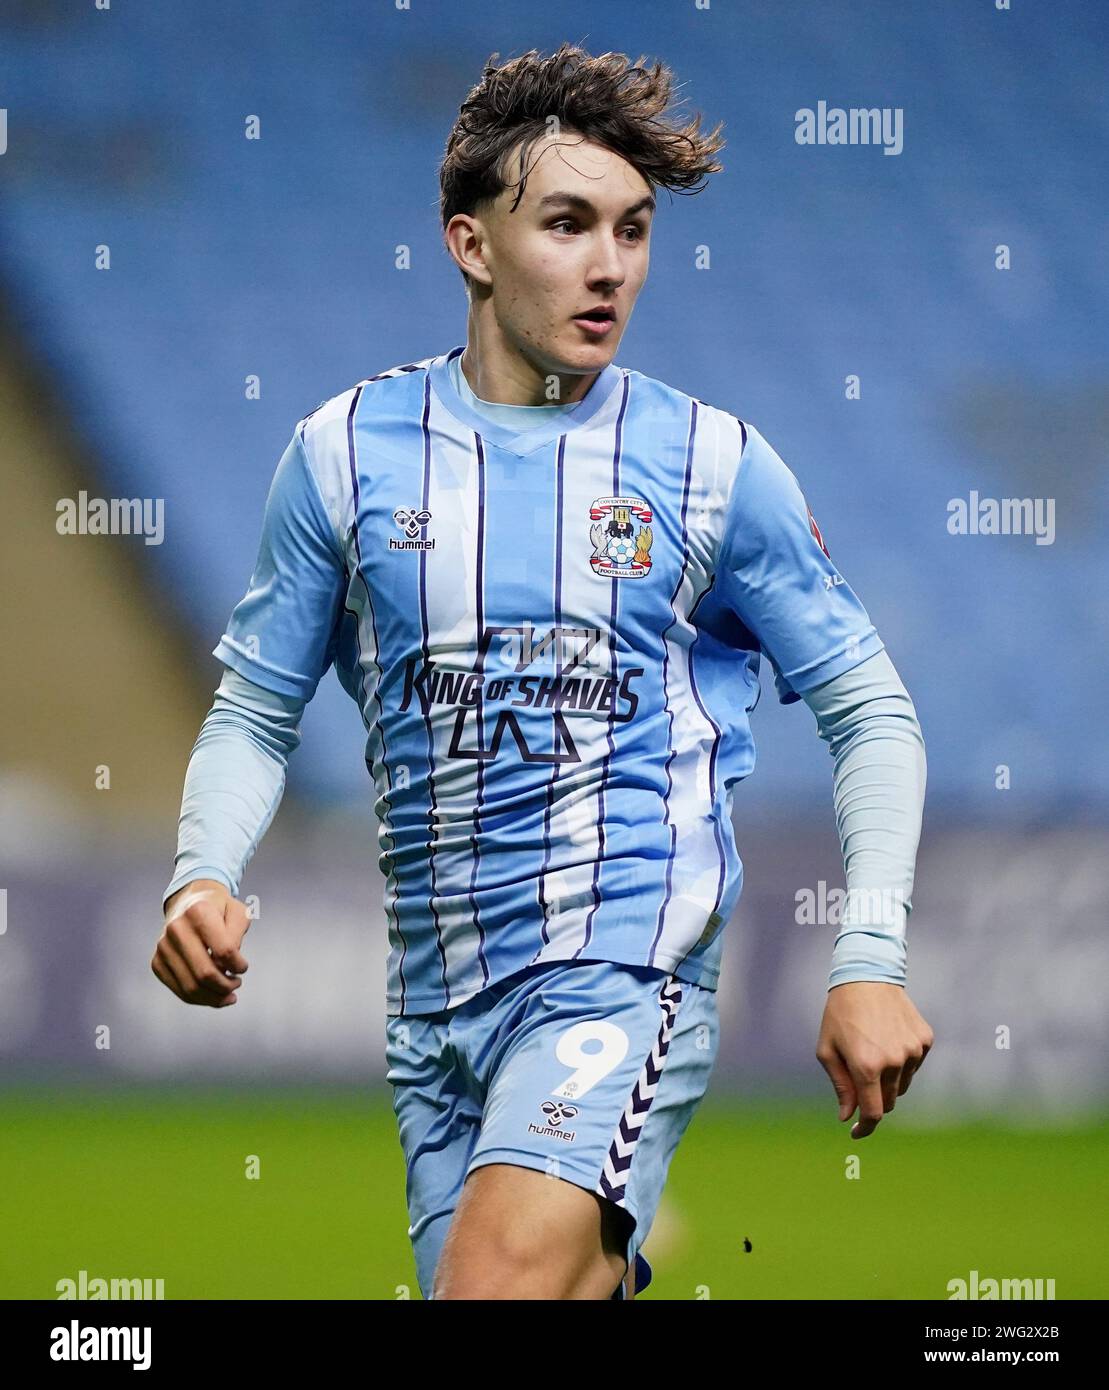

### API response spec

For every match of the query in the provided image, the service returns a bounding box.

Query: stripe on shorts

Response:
[596,976,684,1209]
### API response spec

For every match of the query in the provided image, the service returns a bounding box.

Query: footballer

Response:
[154,44,931,1300]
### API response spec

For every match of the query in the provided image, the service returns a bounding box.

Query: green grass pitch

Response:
[3,1088,1104,1300]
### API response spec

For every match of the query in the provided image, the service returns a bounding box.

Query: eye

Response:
[551,219,578,234]
[622,225,645,242]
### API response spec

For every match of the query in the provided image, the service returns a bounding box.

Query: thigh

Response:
[385,1013,483,1299]
[434,1160,631,1300]
[446,961,720,1295]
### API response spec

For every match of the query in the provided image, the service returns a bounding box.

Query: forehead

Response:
[501,129,653,212]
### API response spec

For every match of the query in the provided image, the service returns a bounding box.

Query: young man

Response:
[154,45,931,1301]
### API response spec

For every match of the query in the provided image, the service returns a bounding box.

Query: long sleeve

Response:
[161,668,307,913]
[800,648,927,989]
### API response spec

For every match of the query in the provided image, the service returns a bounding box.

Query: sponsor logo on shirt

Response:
[398,623,644,765]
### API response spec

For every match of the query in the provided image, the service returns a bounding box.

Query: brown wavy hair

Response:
[439,43,726,287]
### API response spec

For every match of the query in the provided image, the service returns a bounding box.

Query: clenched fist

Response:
[152,879,251,1008]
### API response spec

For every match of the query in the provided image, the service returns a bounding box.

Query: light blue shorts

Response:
[385,957,720,1299]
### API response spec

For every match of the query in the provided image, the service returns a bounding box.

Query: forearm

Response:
[801,650,927,988]
[162,669,306,912]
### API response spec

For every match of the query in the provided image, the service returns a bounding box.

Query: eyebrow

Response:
[535,191,656,219]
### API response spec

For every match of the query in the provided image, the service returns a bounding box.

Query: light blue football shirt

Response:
[210,347,886,1014]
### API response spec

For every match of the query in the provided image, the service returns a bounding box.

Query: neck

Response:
[462,309,601,407]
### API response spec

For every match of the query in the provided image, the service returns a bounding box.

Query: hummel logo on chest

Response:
[390,507,436,551]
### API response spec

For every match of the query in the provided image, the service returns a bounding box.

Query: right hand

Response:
[152,879,251,1008]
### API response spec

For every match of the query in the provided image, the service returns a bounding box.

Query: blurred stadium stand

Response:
[0,1,1105,1106]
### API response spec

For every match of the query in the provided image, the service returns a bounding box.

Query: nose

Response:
[588,231,626,293]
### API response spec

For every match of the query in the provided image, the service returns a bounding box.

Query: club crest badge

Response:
[589,495,653,578]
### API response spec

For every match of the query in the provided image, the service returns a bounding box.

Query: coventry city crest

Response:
[588,495,653,578]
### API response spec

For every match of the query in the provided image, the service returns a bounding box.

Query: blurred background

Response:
[0,0,1105,1299]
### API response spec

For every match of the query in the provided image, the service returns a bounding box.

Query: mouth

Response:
[572,306,617,337]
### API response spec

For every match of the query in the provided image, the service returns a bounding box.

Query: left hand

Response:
[815,982,933,1139]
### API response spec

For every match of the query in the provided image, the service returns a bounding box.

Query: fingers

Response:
[150,951,181,999]
[819,988,936,1137]
[815,1045,857,1124]
[152,896,246,1008]
[897,1054,923,1096]
[818,1037,915,1134]
[164,923,242,1003]
[155,928,240,1006]
[850,1039,931,1135]
[152,944,239,1006]
[196,898,251,975]
[896,1028,934,1097]
[850,1068,885,1138]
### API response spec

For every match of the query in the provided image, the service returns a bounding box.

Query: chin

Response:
[530,332,618,380]
[561,338,619,370]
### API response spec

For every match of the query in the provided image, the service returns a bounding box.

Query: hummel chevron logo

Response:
[390,507,435,551]
[540,1100,579,1127]
[527,1098,581,1143]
